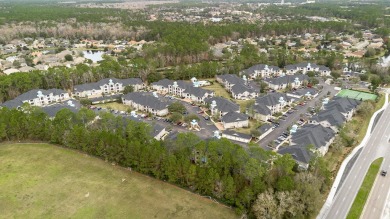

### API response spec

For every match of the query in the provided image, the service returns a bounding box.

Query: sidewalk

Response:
[317,92,389,219]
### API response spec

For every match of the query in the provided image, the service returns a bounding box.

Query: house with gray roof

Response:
[122,92,171,116]
[216,74,258,100]
[290,124,335,156]
[264,74,309,90]
[287,88,318,99]
[322,96,360,120]
[222,130,252,143]
[309,97,361,132]
[151,79,214,103]
[242,64,282,79]
[73,78,144,99]
[206,96,240,117]
[285,62,331,76]
[41,99,81,118]
[221,111,249,129]
[309,107,346,132]
[249,93,293,121]
[278,146,313,170]
[1,89,70,108]
[257,123,273,140]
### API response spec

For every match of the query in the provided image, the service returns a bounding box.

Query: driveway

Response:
[258,79,337,150]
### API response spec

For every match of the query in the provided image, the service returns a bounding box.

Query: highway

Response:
[321,91,390,219]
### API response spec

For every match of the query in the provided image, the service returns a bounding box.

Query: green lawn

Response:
[203,82,232,99]
[95,102,132,112]
[346,157,383,219]
[0,143,236,219]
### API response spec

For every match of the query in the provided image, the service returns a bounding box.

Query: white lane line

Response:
[374,208,377,213]
[355,175,357,179]
[349,185,352,190]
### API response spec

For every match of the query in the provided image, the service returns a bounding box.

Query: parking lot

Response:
[258,79,338,150]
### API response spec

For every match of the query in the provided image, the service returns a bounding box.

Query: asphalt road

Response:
[321,91,390,219]
[259,80,337,149]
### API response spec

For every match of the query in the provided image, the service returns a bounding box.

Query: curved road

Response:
[320,90,390,219]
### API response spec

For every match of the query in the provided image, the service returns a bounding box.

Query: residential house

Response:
[310,97,361,132]
[122,92,170,116]
[41,99,81,118]
[263,74,309,90]
[242,64,282,79]
[206,96,240,117]
[287,88,318,99]
[222,130,252,143]
[278,146,313,170]
[257,123,273,140]
[221,111,249,129]
[1,89,70,108]
[151,79,214,103]
[289,124,335,156]
[285,62,331,76]
[73,78,144,98]
[216,74,259,100]
[250,93,293,121]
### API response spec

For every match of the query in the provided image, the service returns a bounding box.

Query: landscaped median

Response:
[346,157,384,219]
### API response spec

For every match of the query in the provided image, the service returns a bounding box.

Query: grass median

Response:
[346,157,383,219]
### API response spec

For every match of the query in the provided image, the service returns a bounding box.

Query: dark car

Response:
[381,170,387,176]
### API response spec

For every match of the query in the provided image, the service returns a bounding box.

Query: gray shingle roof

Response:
[223,130,252,140]
[1,88,68,109]
[258,123,273,134]
[311,108,346,127]
[74,78,143,92]
[205,97,239,113]
[264,74,309,86]
[325,97,360,113]
[122,92,170,110]
[216,74,258,95]
[287,88,317,97]
[291,124,335,149]
[222,111,248,123]
[41,99,81,117]
[255,92,291,108]
[242,64,280,74]
[152,79,213,98]
[278,146,313,164]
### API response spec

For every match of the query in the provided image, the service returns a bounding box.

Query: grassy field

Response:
[203,82,232,100]
[0,143,236,219]
[347,158,383,219]
[95,102,132,112]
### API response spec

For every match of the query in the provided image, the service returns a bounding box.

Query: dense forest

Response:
[0,105,331,218]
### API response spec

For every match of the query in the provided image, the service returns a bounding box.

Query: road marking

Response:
[349,185,352,190]
[336,210,339,215]
[360,166,362,170]
[355,175,357,179]
[343,197,346,201]
[378,195,381,199]
[364,157,366,161]
[374,208,376,213]
[382,184,385,187]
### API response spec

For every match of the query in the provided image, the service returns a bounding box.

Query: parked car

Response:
[381,170,387,176]
[204,116,209,120]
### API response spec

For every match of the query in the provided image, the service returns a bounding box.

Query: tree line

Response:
[0,104,331,218]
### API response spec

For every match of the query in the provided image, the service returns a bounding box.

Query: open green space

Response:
[346,157,383,219]
[95,102,132,112]
[0,143,235,219]
[203,82,232,100]
[337,89,377,101]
